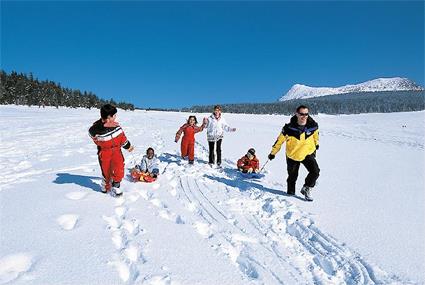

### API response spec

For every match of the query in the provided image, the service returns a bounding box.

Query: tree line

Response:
[182,90,425,115]
[2,69,424,115]
[0,70,134,110]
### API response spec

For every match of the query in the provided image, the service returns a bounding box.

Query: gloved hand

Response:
[316,145,319,150]
[247,168,253,173]
[268,154,275,160]
[231,128,236,132]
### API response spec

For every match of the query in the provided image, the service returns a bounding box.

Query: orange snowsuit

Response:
[237,155,260,172]
[175,123,204,161]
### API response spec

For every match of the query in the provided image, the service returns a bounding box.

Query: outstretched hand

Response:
[128,146,135,152]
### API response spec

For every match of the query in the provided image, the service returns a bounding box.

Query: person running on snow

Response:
[268,105,320,201]
[237,148,260,174]
[89,104,134,195]
[132,147,160,182]
[203,105,236,168]
[175,115,206,164]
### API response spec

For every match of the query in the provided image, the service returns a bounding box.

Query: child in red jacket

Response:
[175,116,205,164]
[237,148,260,173]
[89,104,134,195]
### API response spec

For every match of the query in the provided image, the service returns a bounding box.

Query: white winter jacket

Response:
[206,114,232,142]
[137,155,160,174]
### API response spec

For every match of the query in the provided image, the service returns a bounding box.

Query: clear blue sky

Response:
[1,1,424,108]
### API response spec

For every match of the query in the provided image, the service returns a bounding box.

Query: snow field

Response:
[0,105,423,284]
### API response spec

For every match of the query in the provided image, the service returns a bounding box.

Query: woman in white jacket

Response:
[203,105,236,167]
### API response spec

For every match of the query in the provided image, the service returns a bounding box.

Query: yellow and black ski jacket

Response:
[270,116,319,162]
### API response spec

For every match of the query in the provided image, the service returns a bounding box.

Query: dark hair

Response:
[187,115,198,124]
[146,147,155,155]
[100,104,117,119]
[296,105,309,113]
[213,105,222,111]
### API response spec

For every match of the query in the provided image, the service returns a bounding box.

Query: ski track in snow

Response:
[146,136,404,284]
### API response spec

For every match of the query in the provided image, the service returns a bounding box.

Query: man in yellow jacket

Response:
[268,105,320,201]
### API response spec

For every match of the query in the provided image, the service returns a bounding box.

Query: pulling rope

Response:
[259,159,270,173]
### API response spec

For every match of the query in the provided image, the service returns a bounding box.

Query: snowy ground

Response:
[0,105,424,285]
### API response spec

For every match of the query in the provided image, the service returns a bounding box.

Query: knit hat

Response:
[248,148,255,155]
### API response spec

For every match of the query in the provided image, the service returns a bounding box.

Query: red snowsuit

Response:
[89,119,131,191]
[237,155,260,172]
[175,123,204,161]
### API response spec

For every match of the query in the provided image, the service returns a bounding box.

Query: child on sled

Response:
[131,147,160,183]
[237,148,260,174]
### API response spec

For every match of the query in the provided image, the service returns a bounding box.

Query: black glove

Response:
[316,145,319,150]
[268,154,275,160]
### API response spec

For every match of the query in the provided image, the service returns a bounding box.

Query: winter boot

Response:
[300,186,313,201]
[101,179,110,193]
[112,181,122,196]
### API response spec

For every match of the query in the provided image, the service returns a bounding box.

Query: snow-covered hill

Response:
[1,105,424,284]
[279,77,424,101]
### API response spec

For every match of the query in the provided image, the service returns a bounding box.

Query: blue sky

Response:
[1,1,424,108]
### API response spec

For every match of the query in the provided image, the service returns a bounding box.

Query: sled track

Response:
[157,140,404,284]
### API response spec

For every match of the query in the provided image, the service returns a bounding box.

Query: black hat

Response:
[248,148,255,155]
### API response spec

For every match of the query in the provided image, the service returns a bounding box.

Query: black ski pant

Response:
[286,153,320,195]
[208,139,222,165]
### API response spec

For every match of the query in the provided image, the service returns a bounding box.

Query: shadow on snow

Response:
[53,173,102,192]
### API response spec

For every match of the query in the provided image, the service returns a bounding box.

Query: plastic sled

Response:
[130,168,158,183]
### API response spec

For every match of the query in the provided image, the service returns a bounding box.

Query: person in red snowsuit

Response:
[237,148,260,173]
[175,116,206,164]
[89,104,134,195]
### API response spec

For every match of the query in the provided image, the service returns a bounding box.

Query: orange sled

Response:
[130,168,158,183]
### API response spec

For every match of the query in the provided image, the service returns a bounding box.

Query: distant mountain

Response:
[279,77,424,101]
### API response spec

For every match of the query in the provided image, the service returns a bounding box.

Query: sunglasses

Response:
[297,112,309,117]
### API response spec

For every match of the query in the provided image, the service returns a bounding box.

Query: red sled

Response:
[130,168,158,183]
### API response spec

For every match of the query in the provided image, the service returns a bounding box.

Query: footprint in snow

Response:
[193,222,214,239]
[57,214,79,230]
[114,206,127,218]
[65,191,87,200]
[122,219,140,235]
[13,161,32,171]
[157,210,186,225]
[38,154,52,162]
[102,215,121,230]
[0,253,33,284]
[145,274,171,285]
